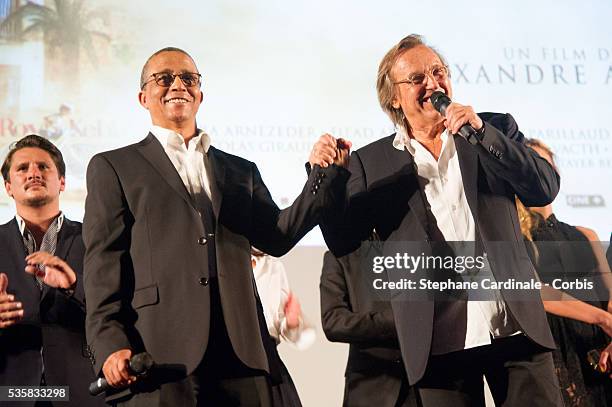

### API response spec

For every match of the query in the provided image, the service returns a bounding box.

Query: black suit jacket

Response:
[320,246,408,407]
[83,133,346,381]
[0,218,103,407]
[321,113,560,384]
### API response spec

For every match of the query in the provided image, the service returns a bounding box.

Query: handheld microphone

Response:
[430,91,481,145]
[89,352,154,396]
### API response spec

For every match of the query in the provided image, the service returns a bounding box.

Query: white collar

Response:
[392,126,450,155]
[15,212,65,236]
[150,125,211,153]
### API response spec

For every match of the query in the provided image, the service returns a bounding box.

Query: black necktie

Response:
[23,219,59,290]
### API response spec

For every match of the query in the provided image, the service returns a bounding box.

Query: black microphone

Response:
[430,91,481,145]
[89,352,154,396]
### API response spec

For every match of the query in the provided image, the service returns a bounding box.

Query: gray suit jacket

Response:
[83,133,346,380]
[321,113,560,384]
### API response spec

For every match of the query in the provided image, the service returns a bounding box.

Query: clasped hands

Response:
[0,251,76,329]
[309,133,352,169]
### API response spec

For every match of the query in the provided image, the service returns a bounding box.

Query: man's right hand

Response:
[102,348,137,388]
[0,273,23,329]
[309,134,352,169]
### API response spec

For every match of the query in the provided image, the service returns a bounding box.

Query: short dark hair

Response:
[1,134,66,182]
[140,47,198,89]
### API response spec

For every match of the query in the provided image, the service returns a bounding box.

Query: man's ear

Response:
[391,95,401,109]
[138,90,148,109]
[4,180,13,198]
[59,176,66,192]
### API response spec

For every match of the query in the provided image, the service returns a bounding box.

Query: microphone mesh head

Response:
[130,352,154,374]
[430,91,451,113]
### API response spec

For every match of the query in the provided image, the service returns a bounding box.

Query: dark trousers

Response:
[415,335,563,407]
[343,370,419,407]
[189,374,272,407]
[114,278,272,407]
[113,373,271,407]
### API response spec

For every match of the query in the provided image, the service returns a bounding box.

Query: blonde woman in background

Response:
[518,138,612,406]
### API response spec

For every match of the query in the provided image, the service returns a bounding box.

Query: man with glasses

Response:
[83,47,347,406]
[314,35,563,406]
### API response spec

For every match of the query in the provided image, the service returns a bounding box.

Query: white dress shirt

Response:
[252,254,316,350]
[150,125,213,200]
[393,127,519,351]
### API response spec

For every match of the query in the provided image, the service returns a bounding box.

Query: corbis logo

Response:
[566,194,606,208]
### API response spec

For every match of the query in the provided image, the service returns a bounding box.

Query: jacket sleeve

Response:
[320,251,397,345]
[248,163,349,256]
[477,113,560,206]
[320,152,374,257]
[82,154,134,375]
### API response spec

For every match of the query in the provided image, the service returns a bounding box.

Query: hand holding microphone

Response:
[430,91,484,145]
[89,351,154,396]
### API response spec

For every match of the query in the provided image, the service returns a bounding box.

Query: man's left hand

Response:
[444,102,483,136]
[25,251,77,289]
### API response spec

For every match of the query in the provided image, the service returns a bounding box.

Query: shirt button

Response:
[198,237,207,245]
[199,277,209,286]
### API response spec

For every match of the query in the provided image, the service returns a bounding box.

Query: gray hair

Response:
[376,34,448,131]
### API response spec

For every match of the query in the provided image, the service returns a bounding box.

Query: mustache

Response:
[25,180,46,189]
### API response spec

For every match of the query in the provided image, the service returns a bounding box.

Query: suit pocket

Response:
[132,284,159,309]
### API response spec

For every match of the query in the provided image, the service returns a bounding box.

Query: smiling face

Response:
[390,45,452,129]
[138,50,203,132]
[4,147,65,209]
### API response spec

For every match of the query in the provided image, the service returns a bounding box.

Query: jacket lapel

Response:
[207,146,226,220]
[384,139,429,237]
[454,135,479,221]
[54,218,75,261]
[4,219,40,294]
[136,133,195,210]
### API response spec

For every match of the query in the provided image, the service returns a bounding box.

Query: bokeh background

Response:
[1,1,610,405]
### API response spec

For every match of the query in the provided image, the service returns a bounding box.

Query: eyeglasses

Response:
[393,65,449,86]
[141,72,202,89]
